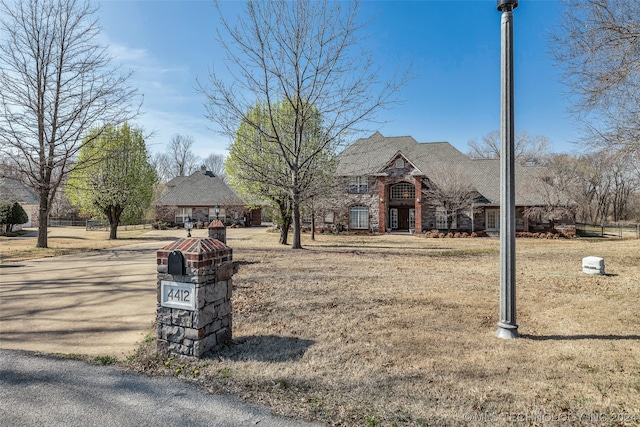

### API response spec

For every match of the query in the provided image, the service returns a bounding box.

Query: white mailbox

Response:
[582,256,605,275]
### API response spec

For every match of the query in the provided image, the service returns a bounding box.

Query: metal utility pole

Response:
[496,0,519,339]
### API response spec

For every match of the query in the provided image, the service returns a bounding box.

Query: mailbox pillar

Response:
[156,237,233,358]
[208,219,226,244]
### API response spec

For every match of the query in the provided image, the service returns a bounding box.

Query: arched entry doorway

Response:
[389,182,415,231]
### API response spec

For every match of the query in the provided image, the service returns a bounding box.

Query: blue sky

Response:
[97,0,578,159]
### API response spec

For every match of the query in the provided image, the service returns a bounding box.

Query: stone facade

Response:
[156,237,233,358]
[318,158,537,234]
[325,133,577,234]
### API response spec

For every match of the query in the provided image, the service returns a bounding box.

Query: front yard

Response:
[128,232,640,426]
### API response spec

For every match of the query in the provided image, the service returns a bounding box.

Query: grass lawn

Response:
[125,231,640,427]
[0,226,160,262]
[2,227,638,425]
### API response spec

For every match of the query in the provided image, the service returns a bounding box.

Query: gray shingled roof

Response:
[0,177,39,205]
[166,175,188,188]
[155,169,245,207]
[337,132,468,176]
[337,132,550,206]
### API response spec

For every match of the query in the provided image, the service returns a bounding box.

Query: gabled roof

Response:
[381,151,424,175]
[337,132,466,176]
[155,167,245,207]
[337,132,551,206]
[0,177,39,205]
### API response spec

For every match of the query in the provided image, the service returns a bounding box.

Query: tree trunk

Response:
[109,221,118,240]
[291,198,302,249]
[277,198,292,245]
[279,221,290,245]
[311,211,316,241]
[291,167,302,249]
[106,205,122,240]
[36,190,49,248]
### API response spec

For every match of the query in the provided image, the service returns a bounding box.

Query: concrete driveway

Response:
[0,226,268,357]
[0,241,167,357]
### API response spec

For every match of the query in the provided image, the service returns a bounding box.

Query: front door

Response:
[397,208,409,230]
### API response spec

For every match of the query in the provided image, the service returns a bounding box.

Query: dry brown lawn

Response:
[129,232,640,427]
[3,228,639,426]
[0,226,160,262]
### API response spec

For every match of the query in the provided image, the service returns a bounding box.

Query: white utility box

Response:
[582,256,605,275]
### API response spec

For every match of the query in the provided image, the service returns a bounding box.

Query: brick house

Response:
[320,132,573,234]
[154,166,261,227]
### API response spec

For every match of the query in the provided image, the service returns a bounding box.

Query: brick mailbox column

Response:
[208,219,226,244]
[156,237,233,358]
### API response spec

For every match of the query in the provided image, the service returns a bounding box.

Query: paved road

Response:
[0,349,320,427]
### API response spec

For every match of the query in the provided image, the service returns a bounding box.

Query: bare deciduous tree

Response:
[200,0,408,249]
[422,163,479,232]
[543,152,640,224]
[153,134,201,182]
[0,0,139,248]
[522,164,577,232]
[203,153,226,180]
[551,0,640,156]
[467,130,550,165]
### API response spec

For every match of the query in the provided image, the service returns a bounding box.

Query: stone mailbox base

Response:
[157,238,233,358]
[208,219,226,244]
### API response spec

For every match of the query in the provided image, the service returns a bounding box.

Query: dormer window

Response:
[395,158,405,169]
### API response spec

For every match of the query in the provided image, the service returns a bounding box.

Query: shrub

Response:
[153,221,168,230]
[454,232,461,238]
[438,233,445,238]
[446,232,453,238]
[470,232,478,238]
[461,232,469,238]
[0,201,28,234]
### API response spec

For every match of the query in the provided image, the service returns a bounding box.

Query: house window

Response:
[486,209,499,231]
[176,208,191,224]
[349,176,368,193]
[409,208,415,230]
[349,206,369,229]
[324,211,335,223]
[436,207,456,229]
[209,207,226,222]
[391,183,415,200]
[395,158,405,168]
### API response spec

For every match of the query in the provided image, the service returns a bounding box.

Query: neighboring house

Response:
[0,176,39,228]
[318,132,573,233]
[154,166,261,226]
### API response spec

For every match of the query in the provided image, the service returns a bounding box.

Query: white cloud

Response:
[108,42,148,63]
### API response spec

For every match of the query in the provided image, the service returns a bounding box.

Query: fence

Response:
[48,218,154,231]
[576,223,640,239]
[48,218,88,227]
